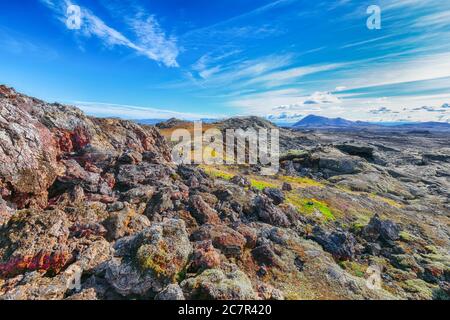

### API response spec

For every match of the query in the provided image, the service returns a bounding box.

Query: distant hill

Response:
[134,119,166,126]
[134,117,218,127]
[293,115,370,128]
[396,121,450,130]
[292,115,450,131]
[218,116,277,130]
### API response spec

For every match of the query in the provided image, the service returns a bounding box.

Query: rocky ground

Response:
[0,85,449,300]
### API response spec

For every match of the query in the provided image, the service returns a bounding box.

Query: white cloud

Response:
[304,91,341,104]
[72,101,216,120]
[412,11,450,29]
[127,15,179,67]
[246,63,344,88]
[184,54,295,89]
[40,0,179,67]
[81,10,136,48]
[267,112,304,123]
[191,50,241,80]
[230,89,344,116]
[335,52,450,91]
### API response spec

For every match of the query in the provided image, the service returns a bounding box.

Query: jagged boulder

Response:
[0,209,75,278]
[0,85,172,210]
[362,214,401,244]
[155,284,185,300]
[0,89,61,208]
[189,241,222,272]
[115,163,175,190]
[263,188,285,205]
[0,266,82,300]
[0,197,14,226]
[181,266,258,300]
[189,194,221,225]
[253,196,290,227]
[103,206,151,240]
[105,219,191,296]
[230,175,251,188]
[191,224,246,258]
[311,227,356,261]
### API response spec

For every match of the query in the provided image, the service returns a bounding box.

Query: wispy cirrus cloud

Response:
[127,14,179,67]
[39,0,179,67]
[245,63,344,88]
[184,53,296,89]
[72,100,217,120]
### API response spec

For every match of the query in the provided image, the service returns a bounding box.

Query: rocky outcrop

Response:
[0,209,74,278]
[181,266,258,300]
[362,214,401,244]
[0,93,61,208]
[105,219,191,296]
[0,85,170,211]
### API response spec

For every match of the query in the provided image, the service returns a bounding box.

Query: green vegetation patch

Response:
[399,231,415,242]
[136,242,172,278]
[368,193,403,208]
[200,166,234,181]
[286,193,335,221]
[350,215,371,233]
[279,175,324,188]
[339,261,367,278]
[250,179,277,190]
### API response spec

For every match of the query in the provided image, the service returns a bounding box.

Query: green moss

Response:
[403,279,435,299]
[351,223,365,233]
[368,193,403,208]
[350,215,370,233]
[200,166,234,181]
[176,266,188,283]
[250,179,277,190]
[279,176,324,188]
[399,231,414,242]
[425,245,439,254]
[286,193,335,221]
[339,261,367,278]
[136,242,171,278]
[283,150,307,157]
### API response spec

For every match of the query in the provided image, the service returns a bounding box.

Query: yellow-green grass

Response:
[369,193,403,209]
[339,261,367,278]
[286,193,335,221]
[279,175,324,188]
[249,179,277,190]
[200,164,323,189]
[200,165,234,180]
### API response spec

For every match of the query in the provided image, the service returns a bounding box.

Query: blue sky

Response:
[1,0,450,122]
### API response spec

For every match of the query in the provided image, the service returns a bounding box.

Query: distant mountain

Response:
[134,119,166,126]
[293,115,450,131]
[218,116,277,130]
[293,115,368,128]
[396,121,450,130]
[155,118,191,129]
[134,117,219,126]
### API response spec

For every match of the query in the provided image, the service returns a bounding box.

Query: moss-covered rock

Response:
[181,265,257,300]
[105,219,192,296]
